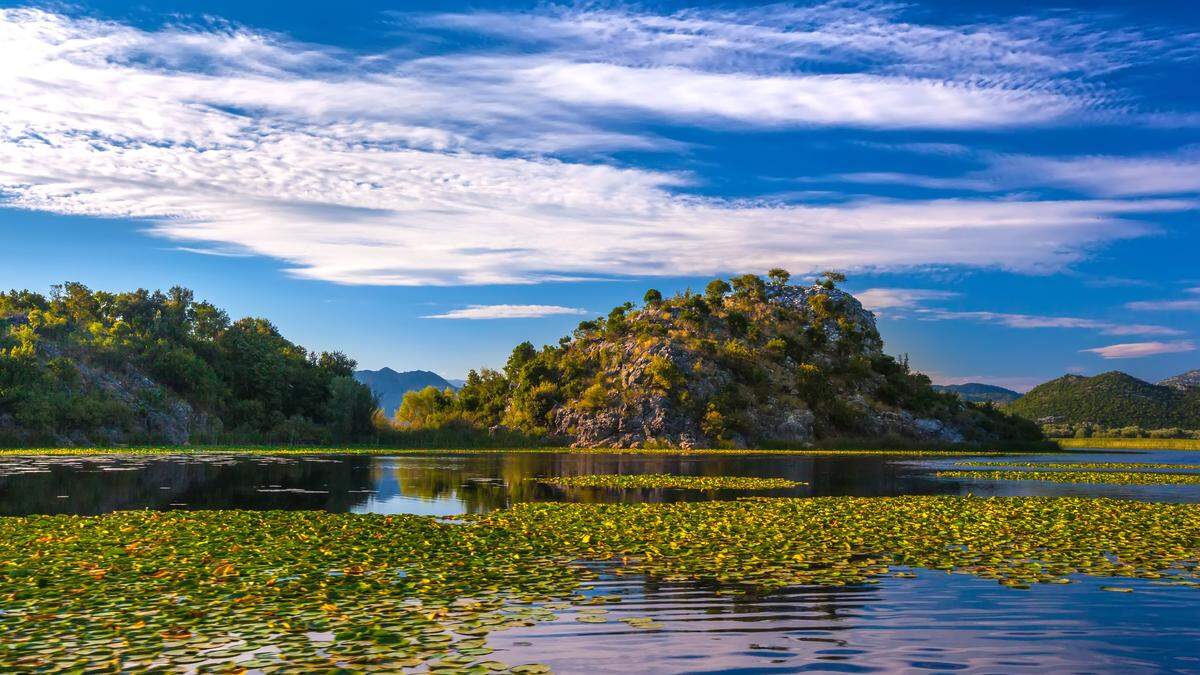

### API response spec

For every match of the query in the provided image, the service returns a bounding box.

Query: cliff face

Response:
[490,276,1040,449]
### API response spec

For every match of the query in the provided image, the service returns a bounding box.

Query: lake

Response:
[2,448,1199,673]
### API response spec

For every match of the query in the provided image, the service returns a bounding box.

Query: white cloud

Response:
[418,4,1197,81]
[918,309,1183,336]
[422,304,589,320]
[1082,340,1196,359]
[855,288,959,310]
[0,8,1196,286]
[986,151,1200,197]
[1126,287,1200,311]
[1126,299,1200,311]
[835,147,1200,197]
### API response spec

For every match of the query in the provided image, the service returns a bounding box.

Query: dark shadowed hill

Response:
[933,383,1022,405]
[1008,371,1200,428]
[354,368,455,416]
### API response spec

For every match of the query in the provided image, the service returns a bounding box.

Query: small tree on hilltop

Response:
[819,270,846,290]
[767,268,791,286]
[643,288,663,306]
[730,273,766,301]
[704,279,731,305]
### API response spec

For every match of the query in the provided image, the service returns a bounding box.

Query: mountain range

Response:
[932,383,1022,405]
[1008,370,1200,429]
[353,368,457,417]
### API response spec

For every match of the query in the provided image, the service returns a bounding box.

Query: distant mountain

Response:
[933,383,1022,405]
[353,368,455,417]
[1008,371,1200,429]
[446,378,467,389]
[1159,369,1200,392]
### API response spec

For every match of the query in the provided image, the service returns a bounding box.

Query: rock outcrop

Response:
[486,274,1041,448]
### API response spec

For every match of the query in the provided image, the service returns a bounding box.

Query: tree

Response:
[819,270,846,290]
[730,273,766,301]
[643,288,663,306]
[767,268,791,286]
[704,279,731,304]
[504,341,537,380]
[395,386,453,428]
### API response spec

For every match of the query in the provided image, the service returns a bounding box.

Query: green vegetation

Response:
[0,510,579,672]
[1058,437,1200,450]
[0,283,376,446]
[938,470,1200,485]
[0,446,1033,458]
[4,496,1199,670]
[388,271,1040,448]
[477,496,1200,590]
[1010,371,1200,430]
[956,461,1200,470]
[537,474,805,490]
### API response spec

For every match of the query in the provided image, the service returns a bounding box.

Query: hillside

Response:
[354,368,455,416]
[399,271,1041,448]
[0,283,376,446]
[933,383,1022,405]
[1159,369,1200,391]
[1008,371,1200,429]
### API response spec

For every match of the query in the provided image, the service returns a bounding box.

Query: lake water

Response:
[2,448,1199,673]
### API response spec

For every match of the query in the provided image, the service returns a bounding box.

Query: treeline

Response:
[0,283,376,445]
[1043,423,1200,440]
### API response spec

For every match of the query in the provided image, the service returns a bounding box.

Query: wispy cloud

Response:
[833,146,1200,197]
[855,288,959,311]
[1126,287,1200,311]
[918,309,1183,336]
[1082,340,1196,359]
[0,7,1196,285]
[422,304,588,320]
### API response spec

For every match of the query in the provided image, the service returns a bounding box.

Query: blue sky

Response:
[2,1,1199,389]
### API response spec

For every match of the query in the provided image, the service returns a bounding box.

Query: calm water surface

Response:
[2,448,1199,673]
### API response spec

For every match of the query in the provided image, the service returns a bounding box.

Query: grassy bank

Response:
[1058,438,1200,451]
[0,445,1050,458]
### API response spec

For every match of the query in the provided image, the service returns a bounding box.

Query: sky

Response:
[1,1,1198,389]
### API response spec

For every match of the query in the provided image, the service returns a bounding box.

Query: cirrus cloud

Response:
[422,305,589,320]
[1081,340,1197,359]
[0,7,1196,286]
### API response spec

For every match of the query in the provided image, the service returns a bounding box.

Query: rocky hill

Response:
[434,271,1041,448]
[933,383,1022,405]
[1159,369,1200,392]
[1008,371,1200,429]
[354,368,456,416]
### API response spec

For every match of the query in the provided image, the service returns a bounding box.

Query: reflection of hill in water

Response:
[15,450,1190,517]
[0,455,375,516]
[0,452,950,516]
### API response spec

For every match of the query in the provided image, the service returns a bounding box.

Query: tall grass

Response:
[1058,438,1200,451]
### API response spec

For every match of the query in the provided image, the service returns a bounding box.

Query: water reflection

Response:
[487,567,1200,674]
[2,449,1199,516]
[3,450,1200,673]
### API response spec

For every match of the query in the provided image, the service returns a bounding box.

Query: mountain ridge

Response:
[933,383,1022,405]
[1008,370,1200,429]
[354,368,456,417]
